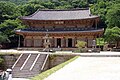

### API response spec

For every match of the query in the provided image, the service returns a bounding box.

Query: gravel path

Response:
[44,57,120,80]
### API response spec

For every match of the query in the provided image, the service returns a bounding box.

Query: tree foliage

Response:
[0,33,8,44]
[106,4,120,28]
[0,56,5,70]
[0,19,25,37]
[104,27,120,47]
[76,40,86,49]
[0,1,17,23]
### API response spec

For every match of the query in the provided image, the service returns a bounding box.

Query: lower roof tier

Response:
[16,28,104,36]
[16,27,103,32]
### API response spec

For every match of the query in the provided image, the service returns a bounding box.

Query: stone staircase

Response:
[12,53,48,78]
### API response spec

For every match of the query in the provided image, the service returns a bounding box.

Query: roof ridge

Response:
[38,8,89,11]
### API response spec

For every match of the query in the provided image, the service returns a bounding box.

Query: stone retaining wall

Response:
[0,54,75,71]
[0,54,19,69]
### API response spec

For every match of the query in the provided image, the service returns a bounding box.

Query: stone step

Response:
[14,54,29,67]
[12,53,47,78]
[13,73,39,78]
[32,54,47,71]
[22,54,38,70]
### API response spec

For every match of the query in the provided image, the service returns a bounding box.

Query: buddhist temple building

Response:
[16,8,104,49]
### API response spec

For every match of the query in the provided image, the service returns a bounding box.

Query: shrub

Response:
[75,40,86,48]
[75,40,87,53]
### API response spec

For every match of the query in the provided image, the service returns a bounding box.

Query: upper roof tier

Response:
[21,8,99,20]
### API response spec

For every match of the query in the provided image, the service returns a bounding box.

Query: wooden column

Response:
[38,39,42,47]
[61,38,64,48]
[23,36,26,47]
[95,19,98,29]
[62,37,66,48]
[93,36,96,48]
[32,36,34,47]
[41,38,44,47]
[66,38,68,47]
[86,37,88,48]
[51,37,54,48]
[74,37,77,47]
[55,38,57,48]
[72,38,75,47]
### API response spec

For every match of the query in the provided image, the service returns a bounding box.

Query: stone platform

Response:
[44,56,120,80]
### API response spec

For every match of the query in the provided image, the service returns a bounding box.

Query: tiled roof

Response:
[21,8,99,20]
[16,28,104,33]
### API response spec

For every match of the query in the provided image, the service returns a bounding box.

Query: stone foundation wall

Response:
[38,54,75,72]
[0,54,19,69]
[48,55,75,68]
[0,54,75,71]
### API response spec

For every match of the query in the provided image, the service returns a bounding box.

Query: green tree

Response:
[71,0,88,8]
[0,33,9,49]
[0,0,28,4]
[91,1,112,28]
[41,1,55,9]
[0,1,18,23]
[0,19,25,37]
[0,19,25,47]
[106,4,120,28]
[19,1,44,16]
[104,27,120,48]
[0,33,8,44]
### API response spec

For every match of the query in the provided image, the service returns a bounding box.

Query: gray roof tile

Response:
[21,9,98,20]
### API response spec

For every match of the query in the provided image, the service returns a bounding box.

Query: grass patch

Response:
[31,56,79,80]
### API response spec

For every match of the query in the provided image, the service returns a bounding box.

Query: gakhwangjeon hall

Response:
[16,8,104,49]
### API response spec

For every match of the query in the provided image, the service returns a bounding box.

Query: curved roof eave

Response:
[15,29,104,34]
[21,16,99,21]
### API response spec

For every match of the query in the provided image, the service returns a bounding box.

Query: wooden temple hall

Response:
[16,8,104,49]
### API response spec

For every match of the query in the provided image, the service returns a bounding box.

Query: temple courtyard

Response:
[1,50,120,80]
[44,56,120,80]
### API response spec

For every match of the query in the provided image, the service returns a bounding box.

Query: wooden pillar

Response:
[61,38,64,48]
[95,19,98,29]
[55,38,57,48]
[23,36,26,47]
[24,38,26,47]
[40,39,42,47]
[41,38,44,47]
[66,38,68,48]
[74,37,77,47]
[32,36,34,47]
[86,37,88,48]
[51,37,54,48]
[64,37,66,48]
[72,38,75,48]
[62,37,66,48]
[98,35,101,49]
[93,36,96,48]
[51,38,52,48]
